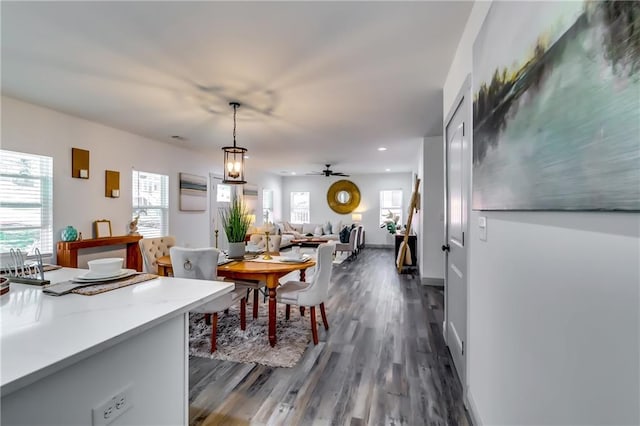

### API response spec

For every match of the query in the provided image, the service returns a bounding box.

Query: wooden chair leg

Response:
[310,306,318,345]
[285,304,291,320]
[224,309,229,315]
[210,313,218,353]
[240,298,246,331]
[320,302,329,330]
[300,306,305,317]
[253,289,259,319]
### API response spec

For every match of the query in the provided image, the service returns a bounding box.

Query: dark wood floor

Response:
[189,248,470,425]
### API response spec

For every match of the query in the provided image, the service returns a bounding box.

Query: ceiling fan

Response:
[307,164,350,177]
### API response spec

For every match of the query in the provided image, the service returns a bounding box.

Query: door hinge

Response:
[462,232,465,246]
[461,341,465,356]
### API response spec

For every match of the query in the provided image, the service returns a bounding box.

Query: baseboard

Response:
[465,388,482,426]
[421,277,444,286]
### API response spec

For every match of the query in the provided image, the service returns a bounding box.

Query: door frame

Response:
[442,74,472,395]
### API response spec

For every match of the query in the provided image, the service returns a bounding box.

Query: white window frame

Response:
[0,150,53,257]
[263,188,273,224]
[290,191,310,223]
[380,189,403,226]
[132,170,169,238]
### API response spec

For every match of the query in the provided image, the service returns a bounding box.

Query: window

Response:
[380,190,403,226]
[290,192,310,223]
[0,150,53,256]
[263,189,273,224]
[132,170,169,238]
[216,183,231,203]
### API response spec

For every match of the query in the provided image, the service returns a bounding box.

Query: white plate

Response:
[280,255,311,263]
[72,269,137,282]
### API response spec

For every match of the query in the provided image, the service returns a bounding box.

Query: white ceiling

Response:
[1,1,472,175]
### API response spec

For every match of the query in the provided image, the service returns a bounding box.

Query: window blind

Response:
[132,170,169,238]
[380,190,403,225]
[0,150,53,256]
[290,191,310,223]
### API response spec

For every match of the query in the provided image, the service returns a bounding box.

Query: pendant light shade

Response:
[222,102,247,184]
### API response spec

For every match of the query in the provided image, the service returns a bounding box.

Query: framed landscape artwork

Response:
[472,1,640,211]
[179,173,207,211]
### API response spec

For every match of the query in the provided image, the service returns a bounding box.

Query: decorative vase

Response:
[61,225,78,242]
[227,242,246,259]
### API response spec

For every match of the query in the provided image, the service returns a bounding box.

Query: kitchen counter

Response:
[1,268,234,425]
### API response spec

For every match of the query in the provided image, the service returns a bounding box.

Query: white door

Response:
[444,76,470,386]
[210,174,230,251]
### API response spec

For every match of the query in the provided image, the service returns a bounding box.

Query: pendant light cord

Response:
[233,103,237,148]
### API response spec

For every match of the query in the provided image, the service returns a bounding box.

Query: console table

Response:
[56,235,143,271]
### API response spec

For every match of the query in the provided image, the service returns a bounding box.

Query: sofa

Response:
[250,221,344,250]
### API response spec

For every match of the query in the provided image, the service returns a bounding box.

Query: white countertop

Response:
[0,268,234,396]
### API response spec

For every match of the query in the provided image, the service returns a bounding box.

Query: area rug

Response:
[189,302,310,368]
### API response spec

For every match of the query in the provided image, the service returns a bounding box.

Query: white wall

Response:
[281,173,413,247]
[444,2,640,424]
[1,96,282,266]
[421,136,445,280]
[2,315,188,425]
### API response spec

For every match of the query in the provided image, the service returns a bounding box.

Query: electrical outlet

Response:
[92,384,133,426]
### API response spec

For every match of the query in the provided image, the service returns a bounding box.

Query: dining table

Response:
[155,254,316,347]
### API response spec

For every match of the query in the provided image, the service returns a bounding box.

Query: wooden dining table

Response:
[155,255,315,347]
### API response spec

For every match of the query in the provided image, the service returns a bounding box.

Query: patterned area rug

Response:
[189,301,310,368]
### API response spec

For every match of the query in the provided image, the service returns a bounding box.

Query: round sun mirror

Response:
[336,190,351,204]
[327,180,361,214]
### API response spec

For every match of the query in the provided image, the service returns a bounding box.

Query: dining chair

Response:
[169,247,247,353]
[335,227,358,260]
[276,243,333,345]
[139,236,176,274]
[357,225,365,251]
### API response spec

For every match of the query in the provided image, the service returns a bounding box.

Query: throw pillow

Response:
[339,226,350,243]
[284,222,295,233]
[313,226,324,237]
[323,221,332,235]
[331,220,342,235]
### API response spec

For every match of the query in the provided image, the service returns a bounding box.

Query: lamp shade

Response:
[351,213,362,222]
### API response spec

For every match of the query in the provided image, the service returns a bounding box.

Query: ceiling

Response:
[1,1,472,175]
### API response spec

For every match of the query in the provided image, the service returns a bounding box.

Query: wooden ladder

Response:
[397,178,421,273]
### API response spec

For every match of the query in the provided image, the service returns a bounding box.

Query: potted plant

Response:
[220,197,252,259]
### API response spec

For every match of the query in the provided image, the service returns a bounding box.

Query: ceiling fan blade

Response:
[333,173,350,177]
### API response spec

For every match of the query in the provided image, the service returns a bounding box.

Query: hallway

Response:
[189,248,469,425]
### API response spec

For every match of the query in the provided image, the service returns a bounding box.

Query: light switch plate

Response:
[479,216,487,241]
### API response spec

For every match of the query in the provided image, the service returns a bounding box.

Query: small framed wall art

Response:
[179,173,207,211]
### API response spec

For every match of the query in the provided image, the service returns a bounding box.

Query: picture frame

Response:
[179,172,207,211]
[94,219,112,238]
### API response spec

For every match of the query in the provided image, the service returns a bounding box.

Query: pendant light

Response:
[222,102,247,184]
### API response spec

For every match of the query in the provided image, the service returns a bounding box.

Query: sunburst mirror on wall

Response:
[327,180,361,214]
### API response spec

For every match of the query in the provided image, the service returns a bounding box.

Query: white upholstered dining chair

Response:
[169,247,247,353]
[139,236,176,274]
[335,227,357,260]
[276,243,333,345]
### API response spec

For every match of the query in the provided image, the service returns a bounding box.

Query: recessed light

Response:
[291,172,297,175]
[385,168,391,172]
[378,147,387,151]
